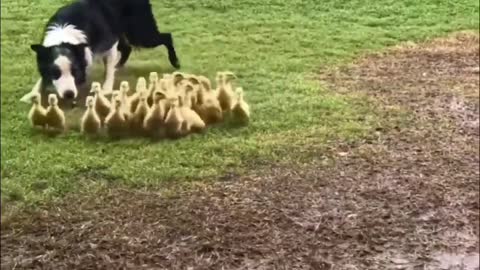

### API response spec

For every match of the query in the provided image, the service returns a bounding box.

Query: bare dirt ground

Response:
[2,31,479,270]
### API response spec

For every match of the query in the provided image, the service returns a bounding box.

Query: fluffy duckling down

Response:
[131,92,150,135]
[172,71,186,88]
[105,96,128,138]
[179,84,206,133]
[185,75,202,107]
[119,81,132,117]
[198,75,213,92]
[194,81,223,125]
[231,87,250,124]
[130,77,148,113]
[24,71,250,139]
[216,71,237,112]
[160,73,174,92]
[148,72,159,92]
[45,94,66,133]
[164,96,185,139]
[81,96,102,135]
[143,90,167,139]
[90,82,111,124]
[146,72,158,106]
[28,92,47,129]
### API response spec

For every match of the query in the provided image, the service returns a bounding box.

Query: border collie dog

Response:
[22,0,180,103]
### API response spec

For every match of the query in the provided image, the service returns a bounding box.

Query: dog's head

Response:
[30,43,89,100]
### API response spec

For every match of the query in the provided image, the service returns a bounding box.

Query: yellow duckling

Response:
[172,71,186,88]
[143,90,167,139]
[130,77,147,112]
[90,82,111,124]
[157,78,168,93]
[135,77,146,93]
[159,73,173,91]
[164,96,185,139]
[146,72,158,106]
[216,72,236,112]
[185,75,202,107]
[179,91,206,133]
[119,81,132,116]
[163,76,181,115]
[120,80,131,94]
[110,90,130,120]
[231,87,250,124]
[131,92,150,135]
[223,71,237,83]
[45,94,66,133]
[198,75,212,92]
[148,72,159,92]
[105,96,128,138]
[193,81,223,125]
[28,92,47,129]
[81,95,102,135]
[110,90,120,103]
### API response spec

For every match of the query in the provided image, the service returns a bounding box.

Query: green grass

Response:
[1,0,478,207]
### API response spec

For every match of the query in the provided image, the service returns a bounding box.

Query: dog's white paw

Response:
[21,78,43,103]
[20,91,35,103]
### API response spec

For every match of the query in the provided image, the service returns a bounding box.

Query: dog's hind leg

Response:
[116,35,132,68]
[102,41,119,94]
[147,32,180,69]
[127,32,180,69]
[123,0,180,69]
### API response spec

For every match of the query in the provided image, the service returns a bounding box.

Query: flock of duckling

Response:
[28,71,250,139]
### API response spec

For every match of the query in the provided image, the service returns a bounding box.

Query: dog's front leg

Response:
[20,78,43,103]
[102,41,119,94]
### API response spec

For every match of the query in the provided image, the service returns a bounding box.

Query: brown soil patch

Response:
[2,31,479,270]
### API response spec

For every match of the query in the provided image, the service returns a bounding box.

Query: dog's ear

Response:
[31,44,47,54]
[30,44,51,61]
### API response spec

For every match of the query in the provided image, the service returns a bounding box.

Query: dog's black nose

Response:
[64,90,75,99]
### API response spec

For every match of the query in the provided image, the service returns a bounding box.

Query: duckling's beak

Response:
[224,72,237,80]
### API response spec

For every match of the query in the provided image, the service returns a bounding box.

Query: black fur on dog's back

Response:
[118,0,165,47]
[108,0,180,67]
[42,0,179,68]
[27,0,180,103]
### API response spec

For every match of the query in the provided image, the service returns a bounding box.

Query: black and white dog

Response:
[21,0,179,103]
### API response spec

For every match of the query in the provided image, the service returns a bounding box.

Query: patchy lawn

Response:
[1,0,479,210]
[2,32,478,270]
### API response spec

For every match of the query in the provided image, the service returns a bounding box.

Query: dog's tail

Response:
[122,0,164,48]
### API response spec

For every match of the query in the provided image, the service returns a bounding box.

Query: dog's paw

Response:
[168,54,180,69]
[20,92,34,103]
[21,78,43,103]
[20,90,40,103]
[171,62,180,69]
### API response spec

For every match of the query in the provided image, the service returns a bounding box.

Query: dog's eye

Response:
[71,66,79,75]
[50,66,61,80]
